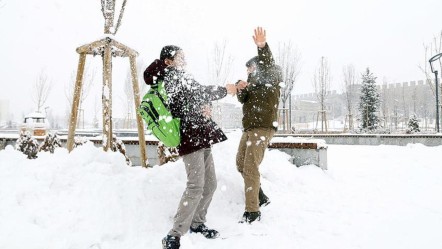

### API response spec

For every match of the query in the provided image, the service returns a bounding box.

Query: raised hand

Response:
[253,27,266,48]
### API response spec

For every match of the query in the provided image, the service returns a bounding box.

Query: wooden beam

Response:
[76,39,107,54]
[67,53,87,152]
[111,50,131,57]
[129,55,149,167]
[111,39,138,57]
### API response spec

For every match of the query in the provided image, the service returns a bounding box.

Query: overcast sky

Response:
[1,0,441,121]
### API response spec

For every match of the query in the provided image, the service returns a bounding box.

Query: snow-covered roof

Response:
[24,112,46,118]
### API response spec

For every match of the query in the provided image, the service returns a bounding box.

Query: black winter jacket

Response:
[163,67,228,156]
[237,43,282,131]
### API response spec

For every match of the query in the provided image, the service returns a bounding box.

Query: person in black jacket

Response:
[144,45,240,249]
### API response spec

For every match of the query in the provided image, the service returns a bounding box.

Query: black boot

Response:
[259,187,271,207]
[190,223,219,239]
[162,235,180,249]
[240,211,261,224]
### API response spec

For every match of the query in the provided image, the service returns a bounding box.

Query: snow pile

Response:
[0,131,441,249]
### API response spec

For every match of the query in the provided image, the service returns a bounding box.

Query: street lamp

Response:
[429,53,442,132]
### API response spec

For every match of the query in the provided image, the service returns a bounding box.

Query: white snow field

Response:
[0,130,441,249]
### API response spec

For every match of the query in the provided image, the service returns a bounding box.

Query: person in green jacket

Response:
[235,27,283,223]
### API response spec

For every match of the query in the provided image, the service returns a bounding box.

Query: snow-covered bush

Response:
[15,131,39,159]
[73,136,90,148]
[39,133,62,153]
[111,137,132,166]
[406,114,420,134]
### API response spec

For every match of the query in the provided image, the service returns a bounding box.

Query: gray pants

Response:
[169,148,217,237]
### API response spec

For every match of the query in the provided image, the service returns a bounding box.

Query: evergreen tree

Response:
[358,68,381,131]
[406,114,420,133]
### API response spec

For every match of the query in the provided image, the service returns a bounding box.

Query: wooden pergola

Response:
[66,0,148,167]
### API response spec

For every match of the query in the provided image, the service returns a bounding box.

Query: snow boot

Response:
[162,235,180,249]
[259,187,271,207]
[190,223,219,239]
[240,211,261,224]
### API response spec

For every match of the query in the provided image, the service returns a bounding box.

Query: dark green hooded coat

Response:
[237,43,283,131]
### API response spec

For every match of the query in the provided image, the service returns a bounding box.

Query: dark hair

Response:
[246,56,259,67]
[143,59,168,85]
[160,45,182,61]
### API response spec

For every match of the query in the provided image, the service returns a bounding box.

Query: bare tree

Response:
[93,94,100,129]
[380,80,389,129]
[33,71,52,113]
[342,64,357,131]
[122,57,149,129]
[401,83,409,128]
[207,40,234,127]
[65,66,95,128]
[419,31,442,95]
[276,41,302,132]
[122,71,135,129]
[419,31,442,129]
[312,56,331,132]
[207,40,234,86]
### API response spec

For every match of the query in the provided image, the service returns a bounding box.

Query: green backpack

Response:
[138,81,181,148]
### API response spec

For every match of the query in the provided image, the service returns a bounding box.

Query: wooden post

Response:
[129,55,149,167]
[67,53,86,152]
[72,37,149,166]
[102,39,113,151]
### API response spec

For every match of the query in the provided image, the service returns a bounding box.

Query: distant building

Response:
[0,99,10,126]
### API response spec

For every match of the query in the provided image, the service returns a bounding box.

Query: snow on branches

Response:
[358,68,381,132]
[39,133,62,153]
[15,131,39,159]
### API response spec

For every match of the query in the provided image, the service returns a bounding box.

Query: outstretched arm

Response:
[253,27,267,48]
[253,27,274,68]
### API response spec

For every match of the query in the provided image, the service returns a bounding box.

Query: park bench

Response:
[269,136,328,170]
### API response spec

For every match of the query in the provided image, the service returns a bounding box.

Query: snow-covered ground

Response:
[0,130,441,249]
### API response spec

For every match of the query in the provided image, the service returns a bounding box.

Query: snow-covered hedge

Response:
[39,133,62,153]
[15,131,39,159]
